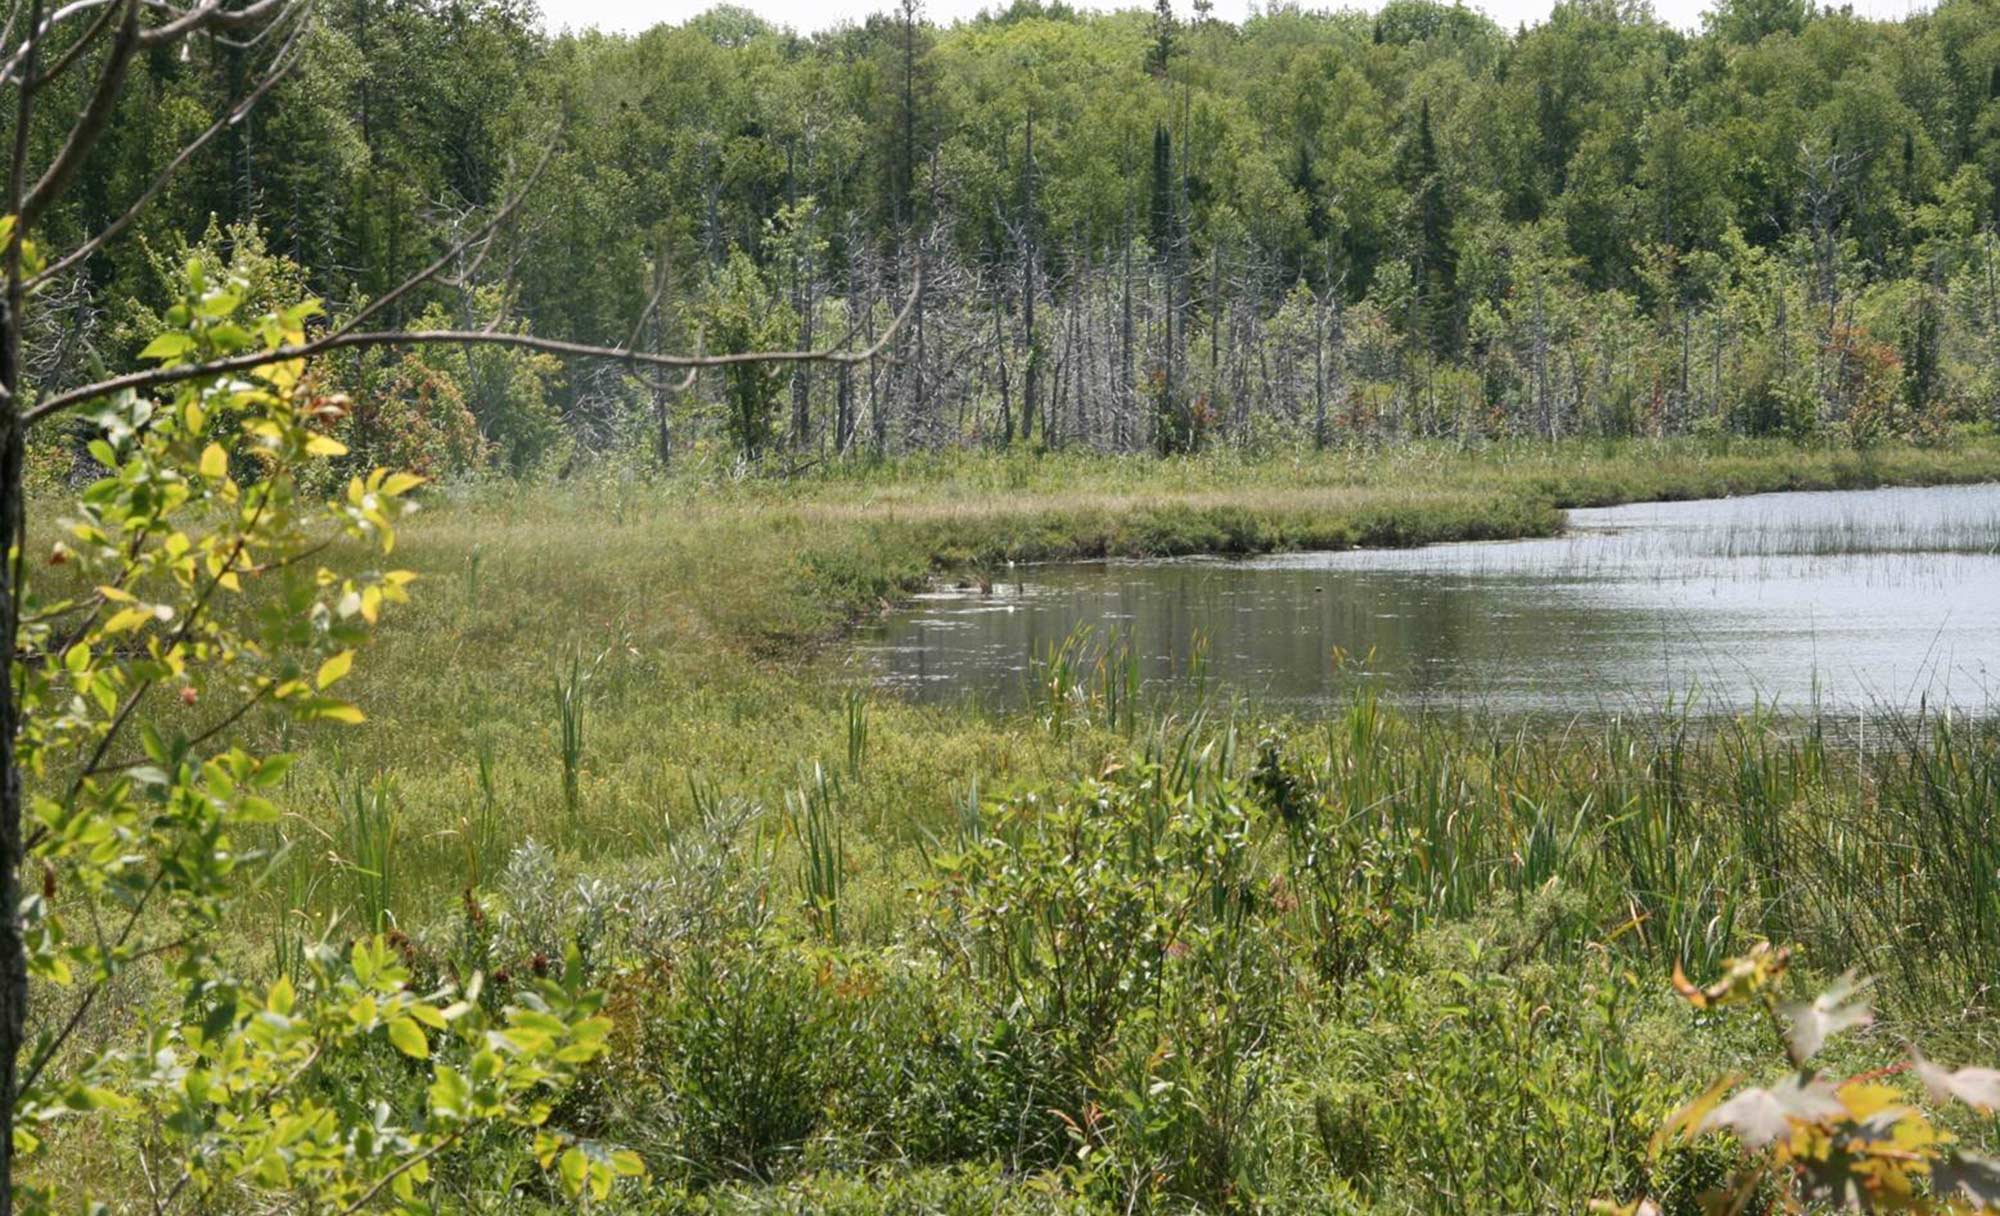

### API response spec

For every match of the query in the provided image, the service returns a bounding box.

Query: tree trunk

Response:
[993,270,1012,445]
[651,240,673,469]
[0,288,23,1216]
[789,203,814,449]
[1119,224,1133,451]
[1,9,41,1203]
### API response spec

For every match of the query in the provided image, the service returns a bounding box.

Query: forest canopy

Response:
[24,0,2000,469]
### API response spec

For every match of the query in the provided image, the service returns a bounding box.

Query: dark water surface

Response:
[860,482,2000,715]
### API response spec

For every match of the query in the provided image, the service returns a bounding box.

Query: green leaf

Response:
[387,1016,429,1059]
[351,939,379,986]
[138,331,194,361]
[428,1065,470,1120]
[59,1084,136,1113]
[194,288,241,319]
[558,1147,588,1196]
[207,321,252,351]
[199,443,228,480]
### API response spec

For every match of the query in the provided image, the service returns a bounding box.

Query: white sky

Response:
[536,0,1931,40]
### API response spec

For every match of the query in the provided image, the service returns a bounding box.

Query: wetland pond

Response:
[861,482,2000,717]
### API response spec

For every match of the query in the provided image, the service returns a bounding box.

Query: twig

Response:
[29,3,306,286]
[25,269,923,425]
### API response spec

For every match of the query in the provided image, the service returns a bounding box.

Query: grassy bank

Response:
[37,437,2000,1211]
[251,439,1994,902]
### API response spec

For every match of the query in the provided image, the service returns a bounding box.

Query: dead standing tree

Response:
[0,4,917,1205]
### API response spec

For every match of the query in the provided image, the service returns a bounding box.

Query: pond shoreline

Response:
[864,477,2000,718]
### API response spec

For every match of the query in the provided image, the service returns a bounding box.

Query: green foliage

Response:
[326,348,490,482]
[107,221,317,363]
[787,764,846,946]
[400,294,567,476]
[340,773,401,933]
[1250,733,1415,985]
[621,941,830,1184]
[36,434,2000,1207]
[58,0,2000,463]
[15,263,636,1210]
[555,648,593,828]
[703,252,798,461]
[923,737,1293,1203]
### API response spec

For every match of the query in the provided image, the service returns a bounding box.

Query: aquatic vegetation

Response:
[33,438,2000,1210]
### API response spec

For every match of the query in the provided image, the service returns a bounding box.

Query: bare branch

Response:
[0,0,25,62]
[334,1125,470,1216]
[326,129,561,339]
[0,0,128,87]
[29,11,304,286]
[133,0,281,47]
[22,0,120,94]
[25,270,921,425]
[620,256,668,353]
[17,0,136,229]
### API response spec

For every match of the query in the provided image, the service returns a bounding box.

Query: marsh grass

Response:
[463,733,506,884]
[337,772,399,933]
[842,687,869,779]
[555,648,596,831]
[83,436,2000,1211]
[267,836,325,986]
[221,438,2000,973]
[1029,623,1143,738]
[787,763,847,946]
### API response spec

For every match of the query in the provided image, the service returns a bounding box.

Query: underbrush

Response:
[35,437,2000,1210]
[237,698,2000,1211]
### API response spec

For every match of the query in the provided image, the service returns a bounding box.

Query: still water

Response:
[861,482,2000,715]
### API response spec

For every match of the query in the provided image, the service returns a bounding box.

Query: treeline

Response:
[23,0,2000,472]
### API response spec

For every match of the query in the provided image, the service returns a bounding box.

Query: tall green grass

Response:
[555,649,592,829]
[337,773,399,933]
[49,437,2000,1211]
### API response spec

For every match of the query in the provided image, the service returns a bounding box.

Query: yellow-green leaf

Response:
[558,1147,588,1196]
[199,443,228,480]
[387,1016,429,1060]
[139,331,194,361]
[102,607,153,635]
[315,650,354,691]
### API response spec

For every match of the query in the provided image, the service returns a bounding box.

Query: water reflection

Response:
[861,482,2000,715]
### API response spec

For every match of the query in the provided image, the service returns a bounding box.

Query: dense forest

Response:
[23,0,2000,475]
